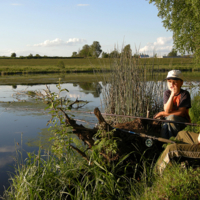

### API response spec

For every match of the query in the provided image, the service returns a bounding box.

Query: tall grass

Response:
[102,51,167,118]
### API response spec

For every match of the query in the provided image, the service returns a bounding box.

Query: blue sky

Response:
[0,0,173,57]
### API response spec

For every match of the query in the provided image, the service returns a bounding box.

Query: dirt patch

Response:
[114,118,162,137]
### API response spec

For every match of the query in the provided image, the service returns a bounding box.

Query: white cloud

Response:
[139,37,173,56]
[0,145,19,153]
[77,4,89,6]
[33,38,87,47]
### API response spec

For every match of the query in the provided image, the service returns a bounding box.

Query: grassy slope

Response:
[0,58,199,73]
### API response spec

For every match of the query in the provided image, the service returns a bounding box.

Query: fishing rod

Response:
[114,128,175,147]
[67,110,200,127]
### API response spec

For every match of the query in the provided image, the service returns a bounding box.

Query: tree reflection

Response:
[78,82,102,98]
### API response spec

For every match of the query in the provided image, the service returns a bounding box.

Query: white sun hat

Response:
[165,70,183,81]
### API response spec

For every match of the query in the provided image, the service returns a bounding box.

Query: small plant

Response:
[57,60,65,69]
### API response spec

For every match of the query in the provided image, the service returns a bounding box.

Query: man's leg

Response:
[176,131,199,145]
[161,115,188,139]
[156,143,200,174]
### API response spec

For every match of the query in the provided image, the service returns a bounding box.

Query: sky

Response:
[0,0,173,57]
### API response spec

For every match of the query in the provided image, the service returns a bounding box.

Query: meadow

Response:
[0,57,199,74]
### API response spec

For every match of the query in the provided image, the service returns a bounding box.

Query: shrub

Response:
[57,61,65,69]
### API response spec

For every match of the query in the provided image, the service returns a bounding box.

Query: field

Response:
[0,57,199,74]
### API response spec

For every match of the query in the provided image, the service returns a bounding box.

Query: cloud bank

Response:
[33,38,86,47]
[139,37,173,55]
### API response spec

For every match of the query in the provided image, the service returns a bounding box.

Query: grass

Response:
[0,57,199,74]
[3,148,200,200]
[141,164,200,200]
[0,73,106,85]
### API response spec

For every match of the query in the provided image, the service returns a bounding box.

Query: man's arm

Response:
[164,94,174,113]
[154,107,187,119]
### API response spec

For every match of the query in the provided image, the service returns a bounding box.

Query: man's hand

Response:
[154,111,165,119]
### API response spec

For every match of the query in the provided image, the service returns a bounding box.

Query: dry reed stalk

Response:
[100,50,167,121]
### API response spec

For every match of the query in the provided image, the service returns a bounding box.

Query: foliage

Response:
[76,41,102,58]
[185,92,200,133]
[34,54,41,58]
[11,52,16,58]
[142,165,200,200]
[27,53,33,59]
[168,48,177,57]
[78,44,91,57]
[101,51,109,58]
[149,0,200,62]
[56,61,65,69]
[71,51,78,57]
[109,49,120,58]
[89,41,102,58]
[122,44,132,58]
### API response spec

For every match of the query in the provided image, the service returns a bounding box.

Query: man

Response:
[156,130,200,174]
[154,70,191,139]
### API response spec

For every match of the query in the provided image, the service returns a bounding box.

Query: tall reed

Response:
[102,51,167,119]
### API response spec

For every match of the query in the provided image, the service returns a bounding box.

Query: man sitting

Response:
[154,70,191,139]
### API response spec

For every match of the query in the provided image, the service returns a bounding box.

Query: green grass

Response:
[3,148,200,200]
[0,58,199,74]
[141,165,200,200]
[0,73,106,85]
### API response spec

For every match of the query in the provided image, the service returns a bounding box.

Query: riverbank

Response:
[0,58,199,75]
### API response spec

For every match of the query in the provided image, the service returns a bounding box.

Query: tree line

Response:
[72,42,142,58]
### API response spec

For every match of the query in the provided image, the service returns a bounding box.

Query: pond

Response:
[0,71,200,196]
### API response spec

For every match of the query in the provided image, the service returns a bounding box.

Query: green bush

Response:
[185,93,200,132]
[57,61,65,69]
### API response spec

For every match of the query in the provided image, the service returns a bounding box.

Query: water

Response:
[0,73,104,196]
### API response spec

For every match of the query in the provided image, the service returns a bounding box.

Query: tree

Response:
[35,54,41,58]
[109,49,120,58]
[122,44,132,57]
[149,0,200,61]
[78,44,91,57]
[168,48,177,57]
[90,41,102,58]
[11,52,16,58]
[101,52,109,58]
[71,52,78,57]
[27,53,33,58]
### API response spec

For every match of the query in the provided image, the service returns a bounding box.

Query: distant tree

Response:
[149,0,200,62]
[72,52,78,57]
[122,44,132,57]
[133,53,140,58]
[34,54,41,58]
[154,53,157,58]
[11,52,16,58]
[79,45,91,57]
[101,52,109,58]
[27,53,33,58]
[43,55,48,58]
[168,49,177,57]
[90,41,102,58]
[110,49,120,58]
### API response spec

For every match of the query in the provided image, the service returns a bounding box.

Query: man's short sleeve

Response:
[179,90,191,109]
[163,90,171,104]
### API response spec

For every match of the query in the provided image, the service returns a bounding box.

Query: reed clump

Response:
[102,51,167,119]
